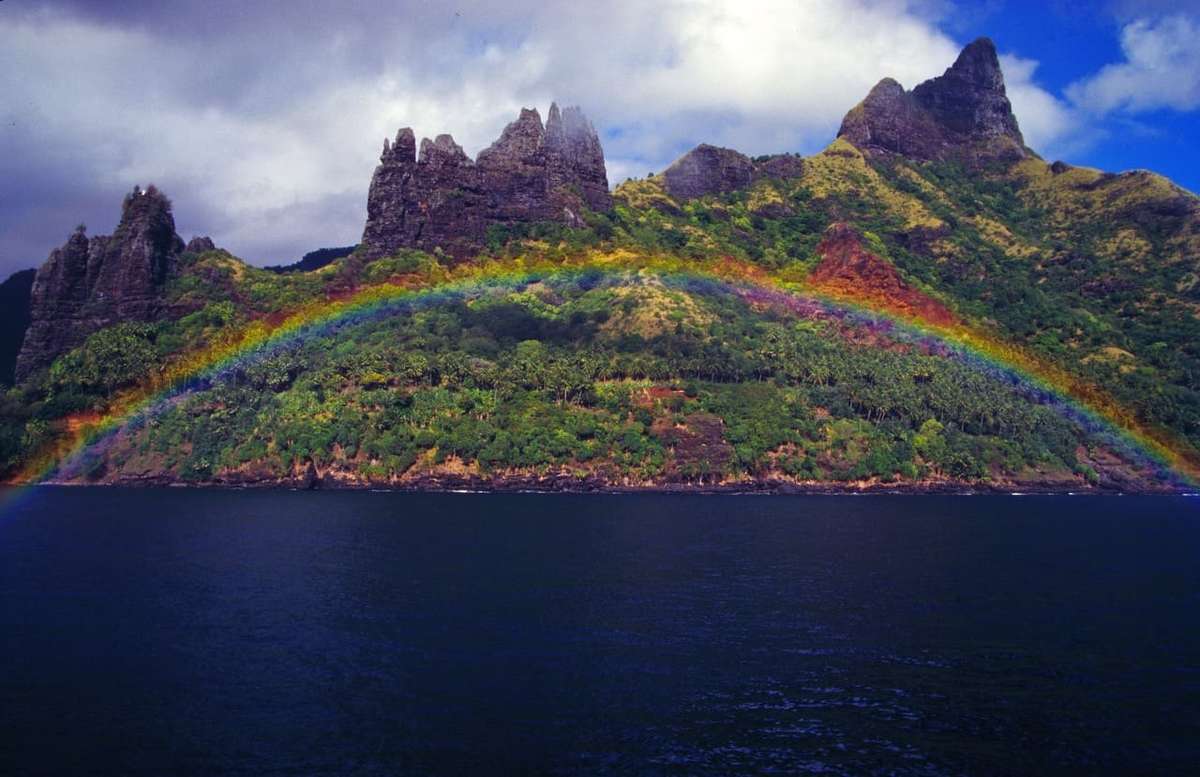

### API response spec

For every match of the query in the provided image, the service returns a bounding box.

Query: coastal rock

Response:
[16,185,185,380]
[361,102,611,259]
[837,38,1028,163]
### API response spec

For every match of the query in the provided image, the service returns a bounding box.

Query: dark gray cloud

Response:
[1,1,1084,279]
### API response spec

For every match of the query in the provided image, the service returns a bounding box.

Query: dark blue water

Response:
[1,489,1198,775]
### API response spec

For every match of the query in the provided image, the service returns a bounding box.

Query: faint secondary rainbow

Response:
[7,250,1199,488]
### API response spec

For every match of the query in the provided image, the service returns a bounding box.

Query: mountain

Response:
[15,186,186,381]
[837,37,1028,164]
[2,40,1198,493]
[362,103,610,259]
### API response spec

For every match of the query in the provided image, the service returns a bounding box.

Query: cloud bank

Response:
[0,1,1185,277]
[1067,15,1200,114]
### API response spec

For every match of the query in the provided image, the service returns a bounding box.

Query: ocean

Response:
[2,489,1198,775]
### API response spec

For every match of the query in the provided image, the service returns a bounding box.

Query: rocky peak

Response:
[361,102,612,259]
[837,37,1027,164]
[662,144,755,200]
[185,236,217,254]
[419,134,470,166]
[0,268,36,385]
[543,102,611,214]
[477,108,545,165]
[912,37,1022,142]
[382,127,417,166]
[88,185,182,310]
[15,185,185,380]
[660,144,805,201]
[933,38,1006,94]
[544,103,597,152]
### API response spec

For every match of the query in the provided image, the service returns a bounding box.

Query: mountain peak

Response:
[947,37,1003,86]
[912,36,1021,144]
[838,37,1027,164]
[477,108,544,165]
[16,185,185,380]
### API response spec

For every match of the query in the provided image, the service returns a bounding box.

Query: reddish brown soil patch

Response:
[63,411,103,435]
[810,223,958,327]
[634,386,687,409]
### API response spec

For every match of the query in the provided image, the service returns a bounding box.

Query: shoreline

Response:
[7,474,1191,497]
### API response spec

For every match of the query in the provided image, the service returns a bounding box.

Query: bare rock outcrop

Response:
[361,102,611,259]
[661,144,755,200]
[185,236,216,253]
[15,186,185,380]
[837,38,1029,164]
[660,144,805,201]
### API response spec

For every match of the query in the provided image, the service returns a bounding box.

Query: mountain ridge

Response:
[4,36,1199,492]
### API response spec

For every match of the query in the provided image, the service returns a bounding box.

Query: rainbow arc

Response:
[8,252,1198,488]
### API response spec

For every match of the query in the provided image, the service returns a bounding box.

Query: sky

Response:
[2,0,1199,279]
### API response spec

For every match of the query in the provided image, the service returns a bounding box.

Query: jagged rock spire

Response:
[837,37,1028,163]
[542,103,611,214]
[912,37,1024,143]
[16,185,185,380]
[418,134,469,166]
[477,108,545,165]
[361,102,611,259]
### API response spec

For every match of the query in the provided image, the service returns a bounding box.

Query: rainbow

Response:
[7,249,1199,488]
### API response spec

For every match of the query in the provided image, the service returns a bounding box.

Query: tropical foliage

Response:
[2,140,1196,490]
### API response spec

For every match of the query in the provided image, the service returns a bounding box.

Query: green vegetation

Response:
[78,277,1097,486]
[3,138,1195,490]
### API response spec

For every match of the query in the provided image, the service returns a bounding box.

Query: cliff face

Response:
[361,103,612,259]
[837,38,1028,164]
[15,186,185,380]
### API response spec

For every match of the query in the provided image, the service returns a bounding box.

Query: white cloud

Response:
[1066,15,1200,114]
[0,1,1113,273]
[999,54,1082,158]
